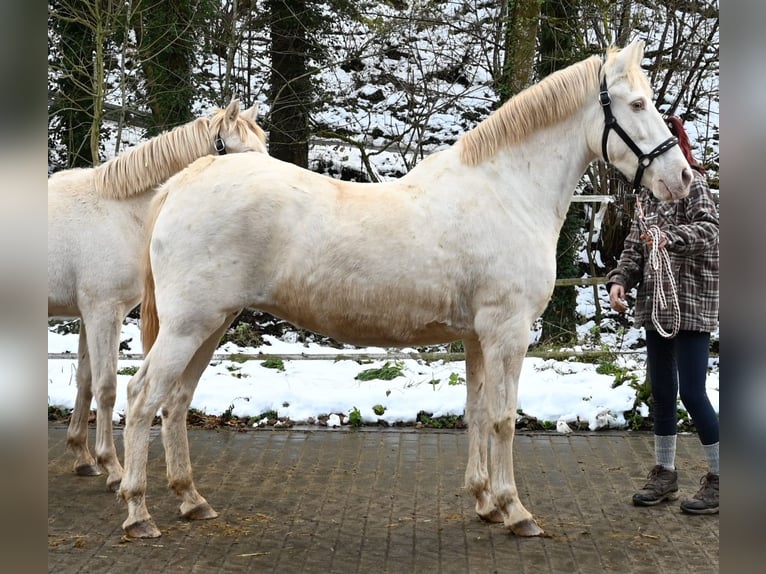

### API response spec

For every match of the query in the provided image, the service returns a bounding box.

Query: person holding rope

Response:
[606,116,719,514]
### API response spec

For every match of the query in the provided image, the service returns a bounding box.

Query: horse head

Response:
[209,98,268,155]
[592,39,692,201]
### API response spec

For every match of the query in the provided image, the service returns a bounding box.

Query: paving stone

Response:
[48,424,718,573]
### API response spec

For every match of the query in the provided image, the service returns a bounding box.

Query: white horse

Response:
[120,40,692,538]
[48,99,267,491]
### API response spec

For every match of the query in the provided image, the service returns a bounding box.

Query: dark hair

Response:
[666,116,705,174]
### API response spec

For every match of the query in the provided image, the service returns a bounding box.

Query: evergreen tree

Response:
[134,0,200,135]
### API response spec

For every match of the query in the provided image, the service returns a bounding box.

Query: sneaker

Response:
[632,465,679,506]
[680,473,719,514]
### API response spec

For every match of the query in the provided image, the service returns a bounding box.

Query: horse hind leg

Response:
[162,313,239,522]
[120,312,235,538]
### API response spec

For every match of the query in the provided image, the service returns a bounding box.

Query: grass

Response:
[355,361,404,381]
[348,407,363,427]
[117,366,139,376]
[372,404,386,416]
[415,411,465,429]
[220,322,264,348]
[260,357,285,371]
[448,372,465,386]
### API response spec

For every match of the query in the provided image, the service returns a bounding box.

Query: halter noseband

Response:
[214,134,227,155]
[599,74,677,192]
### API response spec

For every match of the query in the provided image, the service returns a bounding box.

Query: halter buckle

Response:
[214,135,227,155]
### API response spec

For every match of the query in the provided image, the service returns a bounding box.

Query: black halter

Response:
[599,74,677,192]
[214,134,227,155]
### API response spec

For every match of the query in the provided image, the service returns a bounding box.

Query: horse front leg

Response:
[463,337,502,523]
[67,324,99,476]
[482,321,543,537]
[162,319,234,522]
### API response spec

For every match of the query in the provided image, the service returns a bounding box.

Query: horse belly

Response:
[260,279,469,347]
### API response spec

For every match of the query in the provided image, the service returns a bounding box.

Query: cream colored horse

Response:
[121,40,692,538]
[48,99,267,491]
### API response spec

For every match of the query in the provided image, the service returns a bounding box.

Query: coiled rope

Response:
[635,201,681,338]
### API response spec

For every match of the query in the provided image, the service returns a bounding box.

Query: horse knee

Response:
[492,415,516,439]
[95,384,117,408]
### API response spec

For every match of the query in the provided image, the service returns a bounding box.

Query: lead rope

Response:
[635,200,681,338]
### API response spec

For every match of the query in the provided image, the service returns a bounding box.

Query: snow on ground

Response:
[47,305,719,432]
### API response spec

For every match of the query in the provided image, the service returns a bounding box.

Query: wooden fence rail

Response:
[48,348,648,363]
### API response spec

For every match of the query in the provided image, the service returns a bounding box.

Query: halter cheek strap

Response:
[599,75,677,192]
[214,134,227,155]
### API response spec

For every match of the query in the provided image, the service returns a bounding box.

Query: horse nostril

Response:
[682,167,693,187]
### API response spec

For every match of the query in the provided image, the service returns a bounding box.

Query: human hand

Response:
[609,284,628,313]
[640,229,668,249]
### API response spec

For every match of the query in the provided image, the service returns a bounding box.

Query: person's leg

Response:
[647,329,681,443]
[633,330,679,506]
[675,331,719,514]
[676,331,719,454]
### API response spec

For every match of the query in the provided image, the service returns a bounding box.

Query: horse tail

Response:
[140,187,170,354]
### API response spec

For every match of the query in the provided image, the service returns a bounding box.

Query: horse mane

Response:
[459,54,603,165]
[93,108,263,199]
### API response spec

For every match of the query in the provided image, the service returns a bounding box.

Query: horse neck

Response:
[113,183,161,225]
[456,54,602,225]
[93,118,213,200]
[487,114,597,227]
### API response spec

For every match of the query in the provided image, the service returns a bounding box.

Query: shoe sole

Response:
[632,491,680,506]
[680,505,719,515]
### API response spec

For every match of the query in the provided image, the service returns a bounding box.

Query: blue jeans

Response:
[646,329,719,445]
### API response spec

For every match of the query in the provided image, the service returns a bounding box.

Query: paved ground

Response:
[48,424,718,573]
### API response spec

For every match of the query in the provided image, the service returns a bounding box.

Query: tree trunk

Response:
[268,0,311,167]
[538,0,582,345]
[496,0,540,103]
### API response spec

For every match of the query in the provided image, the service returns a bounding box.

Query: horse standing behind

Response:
[122,40,692,538]
[47,99,267,491]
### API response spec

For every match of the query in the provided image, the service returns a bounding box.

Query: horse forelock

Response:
[459,55,603,166]
[93,117,215,200]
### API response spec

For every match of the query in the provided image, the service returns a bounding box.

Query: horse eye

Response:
[631,99,645,111]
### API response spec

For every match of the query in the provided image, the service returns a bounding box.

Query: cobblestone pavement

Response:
[48,424,718,573]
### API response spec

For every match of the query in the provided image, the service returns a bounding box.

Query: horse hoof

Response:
[181,502,219,521]
[478,509,505,523]
[75,464,101,477]
[107,479,121,493]
[123,519,162,539]
[509,518,544,537]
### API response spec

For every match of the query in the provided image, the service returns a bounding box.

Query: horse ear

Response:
[610,38,644,76]
[622,38,645,67]
[225,98,241,122]
[243,102,260,122]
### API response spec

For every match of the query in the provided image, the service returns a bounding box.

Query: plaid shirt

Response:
[606,171,719,333]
